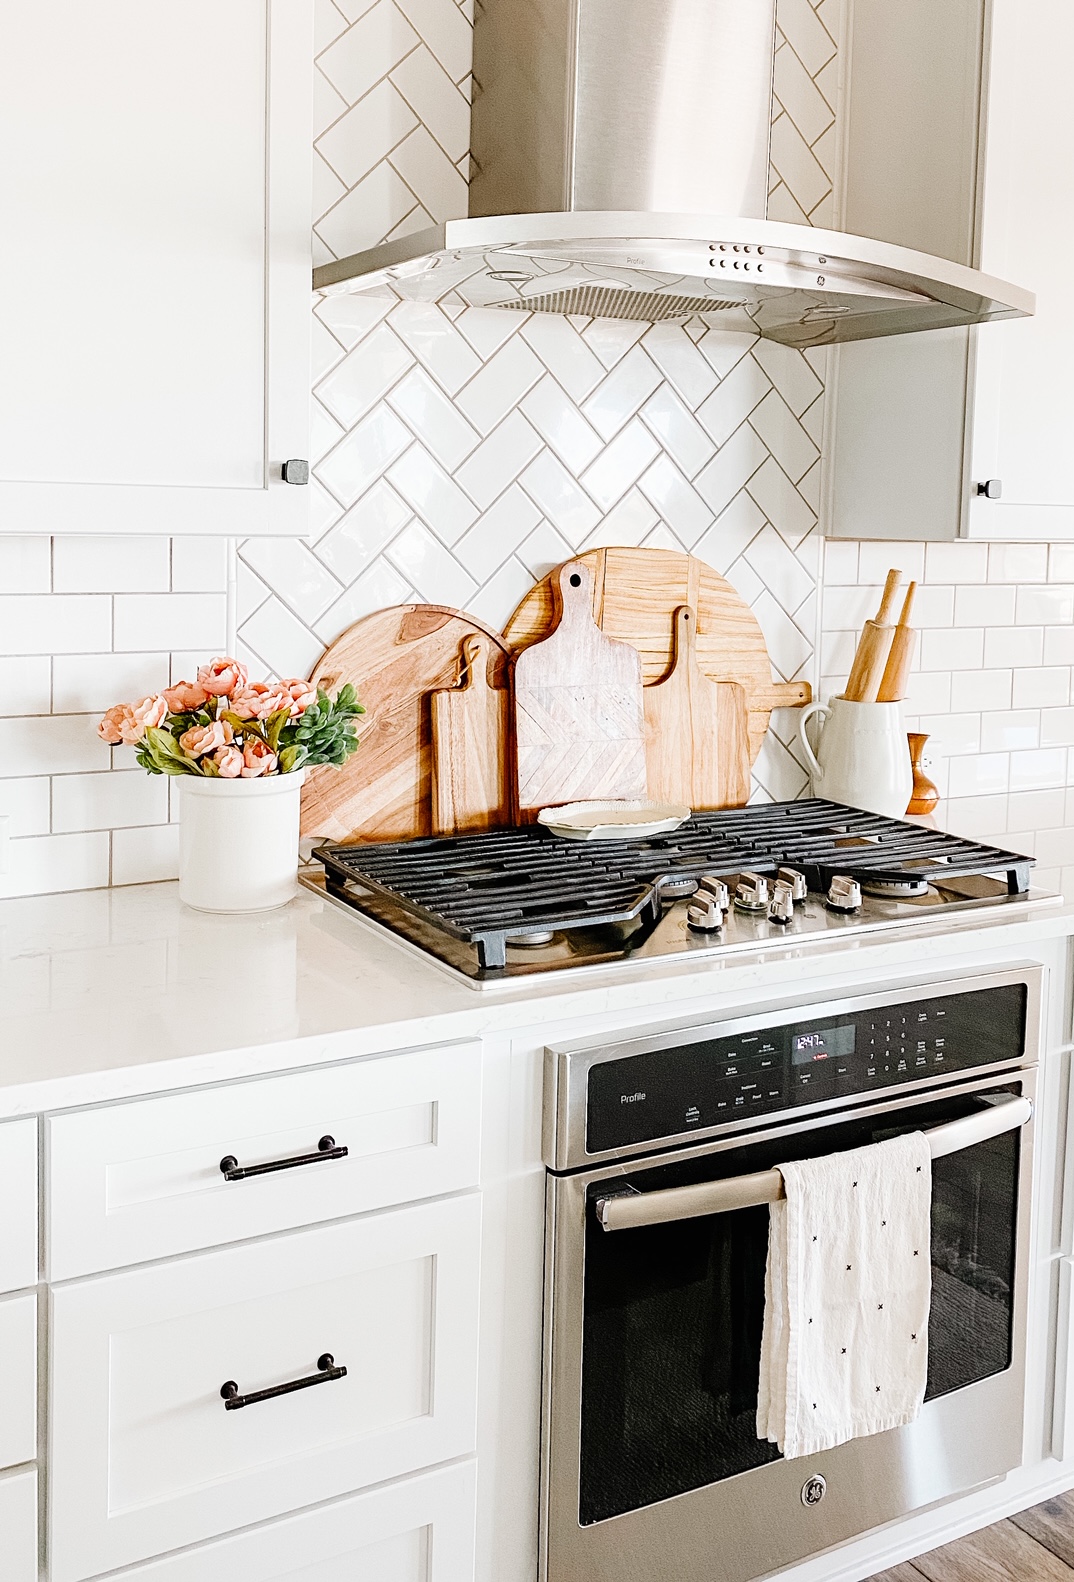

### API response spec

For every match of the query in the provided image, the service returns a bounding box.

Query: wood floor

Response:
[869,1490,1074,1581]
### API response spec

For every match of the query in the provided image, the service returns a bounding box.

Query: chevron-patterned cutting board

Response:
[513,559,646,817]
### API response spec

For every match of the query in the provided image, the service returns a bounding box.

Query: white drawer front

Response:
[50,1195,480,1582]
[0,1293,36,1470]
[48,1042,481,1278]
[102,1461,475,1581]
[0,1119,37,1294]
[0,1468,37,1582]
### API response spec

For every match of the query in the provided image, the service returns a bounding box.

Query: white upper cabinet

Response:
[826,0,1074,540]
[0,0,312,536]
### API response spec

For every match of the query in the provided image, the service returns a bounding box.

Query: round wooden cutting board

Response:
[501,547,810,765]
[301,605,511,844]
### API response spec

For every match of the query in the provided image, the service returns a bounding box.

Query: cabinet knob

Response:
[976,479,1002,499]
[282,459,310,485]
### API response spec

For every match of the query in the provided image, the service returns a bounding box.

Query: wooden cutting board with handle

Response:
[502,546,811,770]
[301,605,511,844]
[430,634,512,835]
[513,558,647,816]
[644,606,751,807]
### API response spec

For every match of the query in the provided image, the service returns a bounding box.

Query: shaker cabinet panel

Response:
[0,1470,37,1582]
[48,1042,482,1278]
[0,1118,38,1295]
[49,1194,481,1582]
[0,0,312,536]
[826,0,1074,540]
[98,1462,476,1582]
[0,1294,37,1472]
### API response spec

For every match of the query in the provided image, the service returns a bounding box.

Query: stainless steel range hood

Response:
[313,0,1033,343]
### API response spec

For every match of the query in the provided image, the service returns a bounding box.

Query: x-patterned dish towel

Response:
[757,1131,932,1459]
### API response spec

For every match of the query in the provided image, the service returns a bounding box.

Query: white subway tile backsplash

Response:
[925,541,988,584]
[52,769,168,833]
[0,536,51,593]
[983,626,1044,669]
[111,823,180,886]
[1007,788,1066,833]
[52,653,170,715]
[387,444,480,543]
[387,366,481,469]
[453,485,542,577]
[1012,666,1069,708]
[1016,583,1074,625]
[518,318,604,403]
[921,627,984,672]
[0,831,109,899]
[170,537,229,593]
[979,710,1039,753]
[583,348,664,442]
[989,542,1049,583]
[0,777,51,837]
[954,583,1016,626]
[315,482,413,582]
[454,338,545,434]
[239,539,342,625]
[822,540,858,585]
[0,595,111,655]
[696,356,770,446]
[1040,707,1074,747]
[949,669,1012,712]
[857,541,925,585]
[0,657,51,716]
[113,594,227,654]
[947,753,1009,797]
[53,536,170,594]
[0,715,109,777]
[386,520,477,606]
[519,451,601,542]
[1010,747,1067,792]
[453,412,543,510]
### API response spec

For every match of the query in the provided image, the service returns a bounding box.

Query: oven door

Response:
[541,1070,1035,1582]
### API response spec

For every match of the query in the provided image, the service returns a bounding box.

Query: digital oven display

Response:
[791,1025,856,1065]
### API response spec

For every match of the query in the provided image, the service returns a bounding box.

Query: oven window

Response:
[578,1091,1020,1526]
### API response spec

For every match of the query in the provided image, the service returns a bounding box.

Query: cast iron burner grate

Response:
[314,800,1034,972]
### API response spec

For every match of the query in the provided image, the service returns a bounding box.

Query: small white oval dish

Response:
[537,799,692,841]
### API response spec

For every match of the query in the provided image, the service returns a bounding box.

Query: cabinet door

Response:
[99,1462,475,1581]
[968,0,1074,538]
[50,1195,481,1582]
[0,1294,37,1472]
[0,0,312,536]
[0,1118,37,1295]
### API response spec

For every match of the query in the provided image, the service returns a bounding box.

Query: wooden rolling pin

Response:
[876,582,918,702]
[844,569,902,702]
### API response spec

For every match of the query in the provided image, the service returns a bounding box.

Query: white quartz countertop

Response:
[1,878,1072,1117]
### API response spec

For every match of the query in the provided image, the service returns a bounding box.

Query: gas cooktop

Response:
[310,800,1048,988]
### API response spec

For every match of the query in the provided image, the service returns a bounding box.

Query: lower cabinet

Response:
[49,1195,481,1582]
[103,1461,477,1581]
[0,1292,36,1470]
[0,1468,37,1582]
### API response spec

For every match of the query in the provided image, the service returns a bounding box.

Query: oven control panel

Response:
[585,982,1028,1155]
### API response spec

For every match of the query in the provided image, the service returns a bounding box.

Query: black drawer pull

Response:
[219,1135,348,1181]
[220,1352,346,1411]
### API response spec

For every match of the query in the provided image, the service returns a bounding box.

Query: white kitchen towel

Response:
[756,1131,932,1459]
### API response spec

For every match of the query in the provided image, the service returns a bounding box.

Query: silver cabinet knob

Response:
[976,479,1002,499]
[282,459,310,485]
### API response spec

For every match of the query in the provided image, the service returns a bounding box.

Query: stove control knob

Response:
[769,880,795,924]
[827,875,862,912]
[777,866,808,903]
[734,872,769,913]
[687,897,725,932]
[698,876,730,911]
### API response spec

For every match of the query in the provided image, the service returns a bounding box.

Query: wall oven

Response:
[540,967,1041,1582]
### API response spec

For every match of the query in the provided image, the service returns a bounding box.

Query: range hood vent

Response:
[313,0,1033,342]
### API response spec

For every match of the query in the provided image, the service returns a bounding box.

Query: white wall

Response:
[1,0,1067,901]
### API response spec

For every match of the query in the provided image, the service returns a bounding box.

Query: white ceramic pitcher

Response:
[798,697,913,818]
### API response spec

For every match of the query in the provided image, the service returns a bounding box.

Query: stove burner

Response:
[860,875,932,899]
[314,800,1035,977]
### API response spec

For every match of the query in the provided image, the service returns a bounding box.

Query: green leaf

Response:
[265,707,291,752]
[278,743,307,774]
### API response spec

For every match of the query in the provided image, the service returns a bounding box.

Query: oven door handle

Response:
[594,1094,1033,1232]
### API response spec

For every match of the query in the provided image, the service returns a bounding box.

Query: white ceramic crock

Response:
[798,697,913,819]
[178,769,306,912]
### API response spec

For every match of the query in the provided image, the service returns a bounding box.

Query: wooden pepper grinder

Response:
[907,733,939,815]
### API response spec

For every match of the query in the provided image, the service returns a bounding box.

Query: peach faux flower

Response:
[240,738,278,777]
[179,720,234,758]
[163,679,209,712]
[214,744,243,778]
[279,678,318,716]
[229,681,290,720]
[196,657,248,697]
[97,694,167,746]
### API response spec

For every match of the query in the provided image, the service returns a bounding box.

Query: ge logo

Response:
[801,1475,827,1508]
